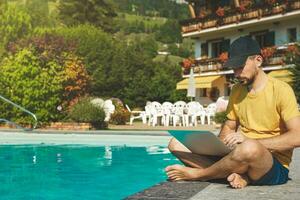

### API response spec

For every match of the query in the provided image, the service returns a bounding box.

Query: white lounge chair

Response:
[125,104,146,125]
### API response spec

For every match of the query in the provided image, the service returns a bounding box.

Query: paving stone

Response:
[190,148,300,200]
[125,181,210,200]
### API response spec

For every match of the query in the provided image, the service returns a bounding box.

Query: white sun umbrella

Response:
[187,67,196,101]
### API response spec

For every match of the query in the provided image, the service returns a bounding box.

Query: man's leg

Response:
[166,139,273,184]
[168,138,220,169]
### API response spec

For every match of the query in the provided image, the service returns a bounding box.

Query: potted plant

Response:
[216,7,225,17]
[261,46,277,63]
[218,52,229,63]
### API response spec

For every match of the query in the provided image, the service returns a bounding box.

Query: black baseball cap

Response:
[223,36,261,69]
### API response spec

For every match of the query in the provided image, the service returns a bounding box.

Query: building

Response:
[177,0,300,105]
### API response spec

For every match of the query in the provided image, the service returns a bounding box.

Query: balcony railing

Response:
[182,44,297,75]
[181,0,300,34]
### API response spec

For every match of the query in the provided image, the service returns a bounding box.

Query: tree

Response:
[155,19,182,44]
[58,0,117,32]
[0,4,32,57]
[24,0,53,28]
[1,34,91,123]
[0,49,64,123]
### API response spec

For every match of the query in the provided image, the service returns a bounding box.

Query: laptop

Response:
[168,130,231,156]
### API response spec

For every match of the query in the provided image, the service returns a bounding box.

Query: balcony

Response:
[181,44,298,76]
[181,0,300,36]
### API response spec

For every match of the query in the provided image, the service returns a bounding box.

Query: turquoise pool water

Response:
[0,144,179,200]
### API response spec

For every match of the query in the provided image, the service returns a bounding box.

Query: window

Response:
[251,31,275,48]
[210,39,230,58]
[200,88,207,97]
[287,28,297,43]
[201,42,208,57]
[211,41,222,58]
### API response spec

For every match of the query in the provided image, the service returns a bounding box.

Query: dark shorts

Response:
[251,156,289,186]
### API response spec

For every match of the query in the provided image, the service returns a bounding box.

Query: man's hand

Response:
[223,132,248,149]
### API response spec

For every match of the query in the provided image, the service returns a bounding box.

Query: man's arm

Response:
[218,119,238,141]
[258,116,300,152]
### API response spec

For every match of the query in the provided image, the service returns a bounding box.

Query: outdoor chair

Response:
[171,101,186,127]
[125,104,146,125]
[205,103,217,125]
[161,102,174,126]
[145,104,152,125]
[148,101,165,126]
[184,101,206,126]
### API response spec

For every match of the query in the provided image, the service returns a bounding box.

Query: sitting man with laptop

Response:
[165,36,300,188]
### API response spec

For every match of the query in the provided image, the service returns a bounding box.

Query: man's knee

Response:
[168,137,179,152]
[232,139,265,162]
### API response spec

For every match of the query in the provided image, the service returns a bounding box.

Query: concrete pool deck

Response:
[0,130,171,146]
[0,129,299,199]
[127,148,300,200]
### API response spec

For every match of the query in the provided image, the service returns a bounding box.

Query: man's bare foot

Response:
[165,164,204,181]
[227,173,249,189]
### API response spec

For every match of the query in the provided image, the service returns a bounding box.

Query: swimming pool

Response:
[0,143,179,200]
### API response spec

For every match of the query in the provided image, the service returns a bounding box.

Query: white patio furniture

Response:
[103,100,115,122]
[205,103,217,125]
[125,104,146,125]
[149,101,165,126]
[161,102,174,126]
[171,101,186,127]
[184,101,206,126]
[145,104,152,125]
[216,96,229,113]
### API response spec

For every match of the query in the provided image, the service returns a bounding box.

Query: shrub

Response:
[214,111,227,124]
[110,99,130,125]
[0,48,64,123]
[3,34,91,122]
[0,4,33,56]
[68,97,107,129]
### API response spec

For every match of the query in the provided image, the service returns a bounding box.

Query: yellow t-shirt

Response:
[226,76,300,168]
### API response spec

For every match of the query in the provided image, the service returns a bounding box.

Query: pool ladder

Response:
[0,95,38,131]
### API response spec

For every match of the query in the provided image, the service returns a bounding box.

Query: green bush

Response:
[110,99,130,125]
[0,48,64,123]
[0,4,33,57]
[214,111,227,124]
[68,97,107,129]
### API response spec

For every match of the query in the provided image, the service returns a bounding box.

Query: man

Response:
[165,36,300,188]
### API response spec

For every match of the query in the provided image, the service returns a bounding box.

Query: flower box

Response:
[242,10,259,20]
[291,1,300,10]
[223,14,241,24]
[182,23,201,33]
[202,19,217,29]
[268,56,284,65]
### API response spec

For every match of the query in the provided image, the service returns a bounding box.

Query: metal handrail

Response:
[0,95,38,131]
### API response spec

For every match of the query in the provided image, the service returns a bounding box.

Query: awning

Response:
[177,75,221,90]
[268,69,292,83]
